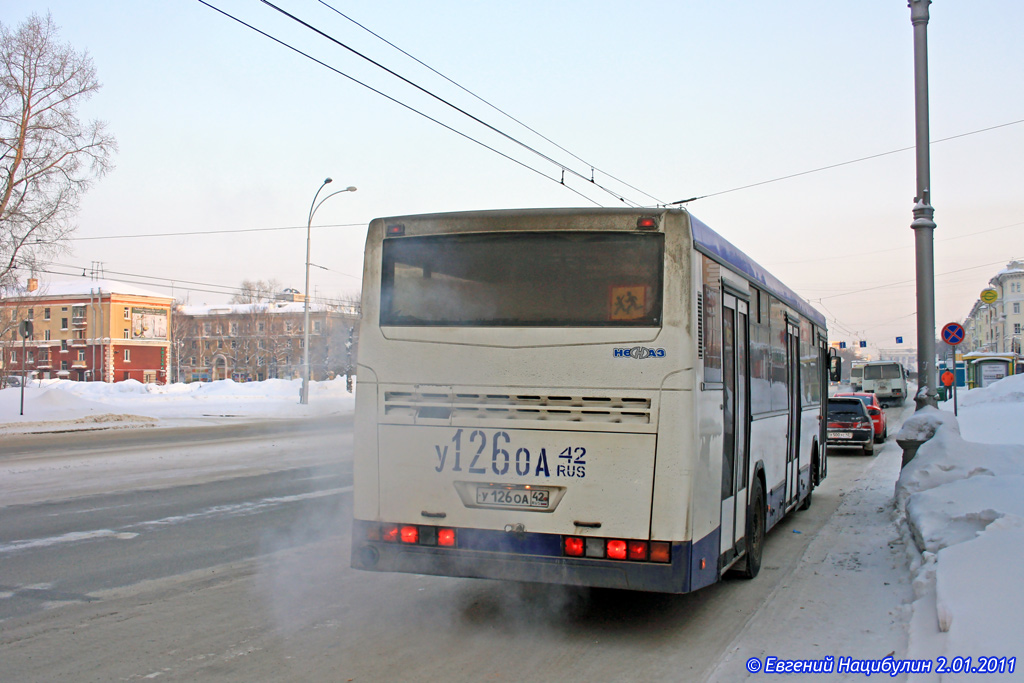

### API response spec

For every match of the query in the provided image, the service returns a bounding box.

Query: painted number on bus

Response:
[434,429,586,478]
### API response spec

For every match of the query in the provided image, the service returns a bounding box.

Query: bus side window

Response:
[701,255,722,384]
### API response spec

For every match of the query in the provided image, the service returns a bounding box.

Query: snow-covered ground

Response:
[3,374,1024,680]
[898,376,1024,681]
[0,377,355,433]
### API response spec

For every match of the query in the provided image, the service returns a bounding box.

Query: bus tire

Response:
[738,477,765,580]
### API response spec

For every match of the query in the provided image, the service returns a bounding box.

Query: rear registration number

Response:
[829,431,853,439]
[476,485,551,510]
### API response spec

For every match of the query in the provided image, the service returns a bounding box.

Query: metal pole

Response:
[910,0,937,408]
[300,179,356,404]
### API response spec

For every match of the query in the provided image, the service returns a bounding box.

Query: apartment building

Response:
[963,260,1024,355]
[1,279,173,384]
[174,298,359,383]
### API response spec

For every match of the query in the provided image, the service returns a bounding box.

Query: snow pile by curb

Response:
[894,375,1024,680]
[1,377,356,433]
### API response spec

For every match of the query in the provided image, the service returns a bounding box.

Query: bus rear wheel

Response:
[738,478,765,579]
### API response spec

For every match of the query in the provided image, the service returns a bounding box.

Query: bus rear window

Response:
[380,232,663,326]
[864,364,902,380]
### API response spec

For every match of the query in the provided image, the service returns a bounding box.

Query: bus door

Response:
[785,320,801,508]
[720,294,751,558]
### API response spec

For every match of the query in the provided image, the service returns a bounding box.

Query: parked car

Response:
[834,392,887,443]
[826,397,875,455]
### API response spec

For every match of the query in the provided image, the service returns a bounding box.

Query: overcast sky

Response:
[5,0,1022,356]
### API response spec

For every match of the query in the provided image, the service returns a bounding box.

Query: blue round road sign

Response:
[941,322,965,346]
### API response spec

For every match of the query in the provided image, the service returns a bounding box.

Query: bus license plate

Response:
[476,485,551,510]
[830,431,852,439]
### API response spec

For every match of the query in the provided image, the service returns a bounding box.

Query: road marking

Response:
[0,487,353,555]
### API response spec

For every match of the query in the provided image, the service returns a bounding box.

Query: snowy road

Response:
[0,404,916,682]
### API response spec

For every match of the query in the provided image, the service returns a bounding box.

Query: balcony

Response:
[70,338,88,347]
[72,316,87,328]
[71,360,87,369]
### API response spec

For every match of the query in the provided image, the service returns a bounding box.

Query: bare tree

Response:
[230,279,282,304]
[0,13,116,288]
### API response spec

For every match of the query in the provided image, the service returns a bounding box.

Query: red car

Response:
[833,392,887,443]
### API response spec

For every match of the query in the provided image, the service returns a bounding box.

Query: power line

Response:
[257,0,643,208]
[813,258,1010,302]
[315,0,666,207]
[194,0,605,208]
[670,118,1024,205]
[65,222,366,241]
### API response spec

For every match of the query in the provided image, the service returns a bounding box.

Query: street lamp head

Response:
[345,186,357,192]
[324,177,333,185]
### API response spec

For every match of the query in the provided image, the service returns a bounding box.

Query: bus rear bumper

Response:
[351,521,720,594]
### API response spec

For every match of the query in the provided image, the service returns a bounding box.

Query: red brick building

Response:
[1,279,174,384]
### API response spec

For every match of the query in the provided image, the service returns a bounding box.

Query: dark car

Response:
[833,392,887,443]
[826,397,875,455]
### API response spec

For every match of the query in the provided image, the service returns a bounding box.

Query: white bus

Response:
[351,208,834,593]
[860,361,908,406]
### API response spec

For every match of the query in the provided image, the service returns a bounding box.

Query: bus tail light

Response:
[649,542,671,563]
[400,525,420,544]
[627,540,649,561]
[381,524,400,542]
[438,528,456,547]
[564,537,585,557]
[606,540,627,560]
[563,536,672,563]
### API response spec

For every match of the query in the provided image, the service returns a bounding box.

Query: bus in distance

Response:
[351,207,835,593]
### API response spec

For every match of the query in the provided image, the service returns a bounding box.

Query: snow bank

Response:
[0,377,356,433]
[895,374,1024,679]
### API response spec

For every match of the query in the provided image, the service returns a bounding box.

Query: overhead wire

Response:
[256,0,641,207]
[314,0,666,206]
[194,0,603,207]
[670,118,1024,205]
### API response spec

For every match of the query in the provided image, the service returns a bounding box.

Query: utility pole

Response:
[910,0,937,408]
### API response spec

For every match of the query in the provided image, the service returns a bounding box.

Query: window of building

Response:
[27,350,34,363]
[285,321,294,333]
[124,307,130,320]
[202,322,211,335]
[230,322,239,335]
[313,321,322,333]
[231,340,237,348]
[1016,323,1022,334]
[123,329,130,339]
[218,340,223,348]
[44,329,51,341]
[257,322,266,333]
[62,307,68,312]
[61,317,68,330]
[9,350,16,363]
[44,308,51,320]
[191,340,197,349]
[61,360,68,370]
[74,329,85,340]
[124,349,131,362]
[26,308,33,319]
[216,325,223,335]
[72,305,86,318]
[78,350,86,361]
[1015,303,1021,314]
[61,340,68,351]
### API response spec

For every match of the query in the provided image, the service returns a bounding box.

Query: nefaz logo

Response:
[613,346,666,359]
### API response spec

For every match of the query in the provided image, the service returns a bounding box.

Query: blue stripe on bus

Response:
[352,521,723,594]
[689,213,827,328]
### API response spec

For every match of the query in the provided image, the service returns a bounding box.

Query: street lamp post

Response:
[909,0,938,408]
[301,178,357,405]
